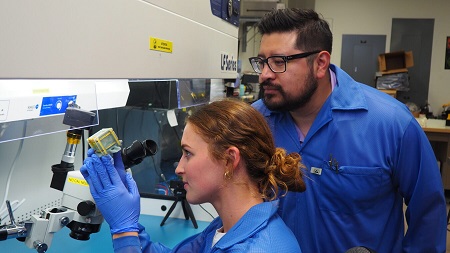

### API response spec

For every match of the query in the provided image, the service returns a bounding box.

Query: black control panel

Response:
[210,0,240,27]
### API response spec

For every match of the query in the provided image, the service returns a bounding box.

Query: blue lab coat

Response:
[113,200,302,253]
[253,64,447,253]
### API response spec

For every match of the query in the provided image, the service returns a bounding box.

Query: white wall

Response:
[240,0,450,116]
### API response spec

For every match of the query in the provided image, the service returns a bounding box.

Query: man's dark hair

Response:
[257,8,333,54]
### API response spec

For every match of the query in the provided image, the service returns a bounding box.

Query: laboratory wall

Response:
[240,0,450,116]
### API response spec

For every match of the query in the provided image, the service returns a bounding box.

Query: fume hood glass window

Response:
[127,79,211,110]
[92,105,195,199]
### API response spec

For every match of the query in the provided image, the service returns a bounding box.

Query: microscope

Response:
[0,105,157,252]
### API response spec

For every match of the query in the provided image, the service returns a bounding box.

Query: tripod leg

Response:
[160,199,179,226]
[181,199,189,220]
[182,199,198,229]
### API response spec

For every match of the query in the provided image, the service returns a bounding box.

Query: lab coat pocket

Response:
[317,164,386,214]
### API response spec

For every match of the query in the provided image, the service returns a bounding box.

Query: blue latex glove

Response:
[80,152,140,234]
[87,148,127,186]
[112,150,128,184]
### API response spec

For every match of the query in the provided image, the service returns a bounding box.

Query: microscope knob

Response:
[33,240,48,253]
[77,201,96,216]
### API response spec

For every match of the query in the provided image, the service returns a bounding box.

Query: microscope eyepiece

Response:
[88,128,158,168]
[121,139,157,168]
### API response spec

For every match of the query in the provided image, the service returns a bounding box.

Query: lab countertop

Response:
[3,215,210,253]
[420,119,450,190]
[422,119,450,133]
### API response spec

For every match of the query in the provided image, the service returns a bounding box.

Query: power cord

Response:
[198,204,216,220]
[0,121,27,214]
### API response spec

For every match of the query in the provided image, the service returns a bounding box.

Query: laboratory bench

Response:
[421,119,450,190]
[3,215,210,253]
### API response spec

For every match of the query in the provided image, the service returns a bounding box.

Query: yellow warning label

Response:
[149,37,173,53]
[68,177,89,187]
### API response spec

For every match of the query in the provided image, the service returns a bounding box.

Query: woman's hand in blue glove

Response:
[80,152,140,234]
[87,148,128,186]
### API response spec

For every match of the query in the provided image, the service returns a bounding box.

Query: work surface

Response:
[421,119,450,189]
[4,215,210,253]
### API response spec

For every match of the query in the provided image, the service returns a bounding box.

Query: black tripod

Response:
[160,186,198,229]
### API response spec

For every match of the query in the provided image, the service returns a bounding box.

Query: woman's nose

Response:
[175,159,184,175]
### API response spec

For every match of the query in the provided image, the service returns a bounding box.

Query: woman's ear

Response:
[226,146,241,169]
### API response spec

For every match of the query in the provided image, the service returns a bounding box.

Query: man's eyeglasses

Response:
[249,50,321,74]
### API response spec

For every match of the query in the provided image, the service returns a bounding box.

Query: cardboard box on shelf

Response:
[377,89,397,98]
[378,51,414,74]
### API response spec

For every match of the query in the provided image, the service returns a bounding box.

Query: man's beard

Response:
[262,71,318,112]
